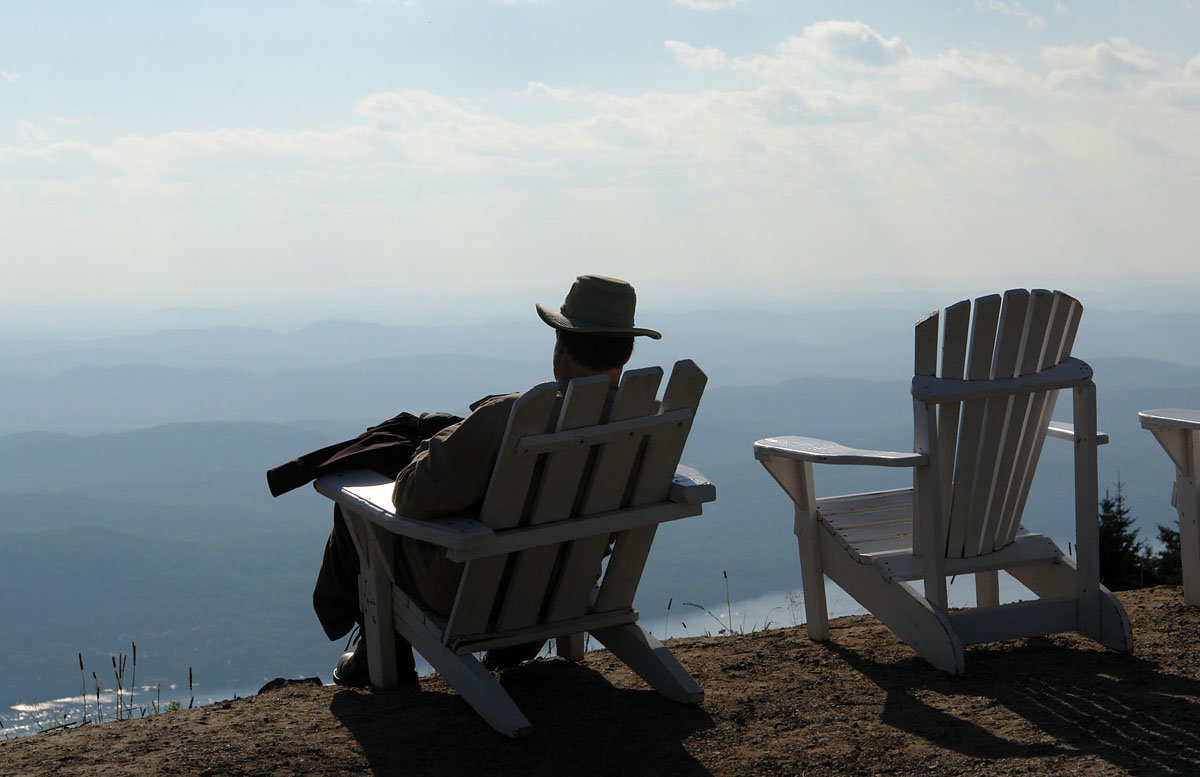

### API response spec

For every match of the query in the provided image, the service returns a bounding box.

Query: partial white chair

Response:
[754,289,1132,674]
[1138,409,1200,606]
[316,361,715,737]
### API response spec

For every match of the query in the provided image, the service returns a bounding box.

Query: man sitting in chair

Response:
[314,274,662,687]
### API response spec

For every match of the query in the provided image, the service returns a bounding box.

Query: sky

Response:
[2,0,1199,328]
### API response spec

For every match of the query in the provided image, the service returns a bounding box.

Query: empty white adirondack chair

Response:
[315,360,714,737]
[1138,409,1200,606]
[753,290,1132,674]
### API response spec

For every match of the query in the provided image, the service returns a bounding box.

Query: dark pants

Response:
[297,411,462,674]
[314,505,419,674]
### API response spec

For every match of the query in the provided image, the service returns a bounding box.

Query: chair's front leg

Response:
[1072,382,1102,637]
[760,456,829,640]
[344,514,401,689]
[914,400,947,610]
[1172,432,1200,606]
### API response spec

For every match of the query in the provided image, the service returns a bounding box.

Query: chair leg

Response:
[819,534,964,674]
[343,514,400,689]
[359,569,400,689]
[975,570,1000,607]
[429,646,533,738]
[1177,475,1199,607]
[392,593,532,738]
[590,623,703,704]
[796,513,830,641]
[1007,559,1133,653]
[556,633,585,661]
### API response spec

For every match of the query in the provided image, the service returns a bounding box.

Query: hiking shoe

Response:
[332,641,371,687]
[333,626,419,688]
[481,641,544,672]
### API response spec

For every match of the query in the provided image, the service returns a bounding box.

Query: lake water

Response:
[2,572,1039,739]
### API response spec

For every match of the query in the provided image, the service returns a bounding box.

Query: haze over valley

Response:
[2,304,1196,711]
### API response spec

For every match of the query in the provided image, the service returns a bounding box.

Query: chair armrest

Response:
[314,469,495,553]
[670,464,716,505]
[315,467,710,562]
[753,435,927,467]
[1139,408,1200,432]
[1046,421,1109,446]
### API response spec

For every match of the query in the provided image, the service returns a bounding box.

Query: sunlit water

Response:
[2,683,278,739]
[3,572,1040,739]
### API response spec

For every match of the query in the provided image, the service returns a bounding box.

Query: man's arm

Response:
[392,393,519,520]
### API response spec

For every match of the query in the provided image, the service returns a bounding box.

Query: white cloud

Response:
[674,0,747,10]
[738,21,910,83]
[665,40,728,70]
[16,121,46,141]
[1,71,19,84]
[898,49,1040,92]
[975,0,1046,29]
[3,20,1198,301]
[1043,37,1159,90]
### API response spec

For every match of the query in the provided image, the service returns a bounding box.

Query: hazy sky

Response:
[2,1,1199,323]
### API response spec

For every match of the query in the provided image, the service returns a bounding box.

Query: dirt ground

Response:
[3,586,1198,776]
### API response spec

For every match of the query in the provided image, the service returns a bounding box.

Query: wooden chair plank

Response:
[945,294,1000,558]
[590,623,703,704]
[838,517,913,545]
[596,360,706,612]
[962,289,1029,555]
[544,368,663,622]
[444,384,560,642]
[934,300,971,549]
[1140,412,1199,603]
[949,597,1077,645]
[825,503,913,531]
[878,532,1063,580]
[496,376,610,631]
[913,309,939,549]
[816,487,913,518]
[391,587,533,738]
[990,289,1055,549]
[849,533,916,557]
[1002,291,1079,545]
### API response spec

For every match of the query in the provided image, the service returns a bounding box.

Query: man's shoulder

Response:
[467,392,523,414]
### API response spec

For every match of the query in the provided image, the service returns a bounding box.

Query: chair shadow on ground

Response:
[829,640,1200,776]
[331,657,715,776]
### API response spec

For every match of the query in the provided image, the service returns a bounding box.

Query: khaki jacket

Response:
[391,392,520,616]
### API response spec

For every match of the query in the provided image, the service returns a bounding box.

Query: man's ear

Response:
[552,338,566,376]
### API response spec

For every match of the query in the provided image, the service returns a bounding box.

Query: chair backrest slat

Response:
[935,301,971,540]
[945,294,1000,557]
[494,376,611,631]
[544,368,664,621]
[961,289,1029,556]
[1000,291,1081,545]
[443,384,559,641]
[912,311,940,549]
[595,360,707,612]
[992,289,1056,547]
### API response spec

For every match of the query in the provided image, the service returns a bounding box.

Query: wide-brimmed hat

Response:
[536,274,661,339]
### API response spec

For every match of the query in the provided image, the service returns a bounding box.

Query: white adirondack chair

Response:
[1138,408,1200,606]
[753,290,1132,674]
[315,360,714,737]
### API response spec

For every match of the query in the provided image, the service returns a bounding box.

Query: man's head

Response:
[537,274,659,384]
